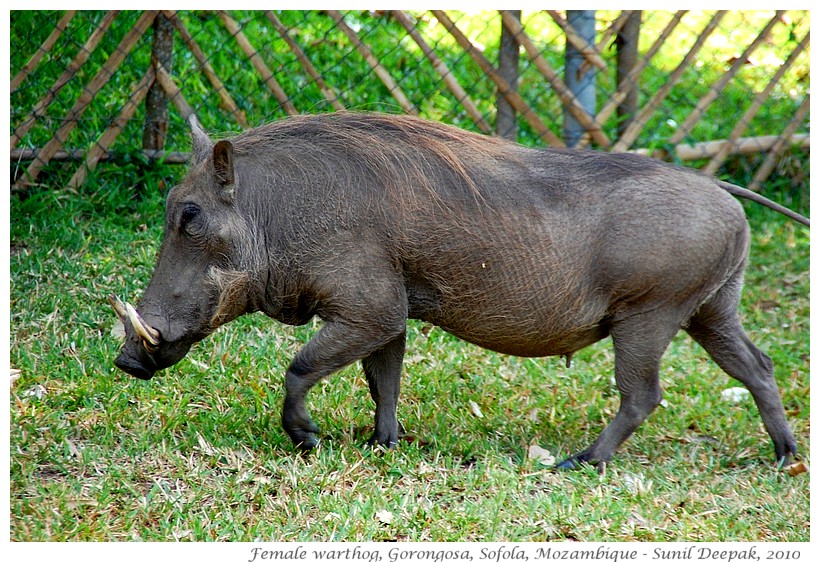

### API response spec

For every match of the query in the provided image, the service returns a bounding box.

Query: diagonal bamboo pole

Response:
[546,10,607,74]
[432,10,563,147]
[13,11,157,191]
[703,31,810,175]
[12,11,118,150]
[667,11,784,147]
[171,13,248,128]
[11,10,76,92]
[67,66,156,189]
[155,65,195,120]
[501,11,609,147]
[611,11,727,152]
[391,10,491,133]
[326,10,416,115]
[749,95,810,192]
[217,11,297,116]
[576,11,635,78]
[265,11,345,112]
[597,11,633,52]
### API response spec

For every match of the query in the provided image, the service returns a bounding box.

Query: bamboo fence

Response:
[10,10,810,193]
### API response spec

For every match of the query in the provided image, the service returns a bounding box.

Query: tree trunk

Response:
[616,11,641,138]
[497,10,521,140]
[143,13,174,151]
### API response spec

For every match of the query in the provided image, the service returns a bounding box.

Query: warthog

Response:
[110,112,808,469]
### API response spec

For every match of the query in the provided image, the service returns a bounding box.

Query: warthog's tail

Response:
[718,181,810,227]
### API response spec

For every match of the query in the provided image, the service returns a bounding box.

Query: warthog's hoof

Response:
[284,418,320,450]
[365,421,406,450]
[366,434,400,450]
[555,452,606,474]
[295,433,320,451]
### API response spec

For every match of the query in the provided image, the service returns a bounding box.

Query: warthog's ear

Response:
[213,140,235,193]
[188,114,212,164]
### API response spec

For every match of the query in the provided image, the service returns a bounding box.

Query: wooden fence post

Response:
[143,12,174,152]
[564,10,596,147]
[497,10,520,140]
[615,11,640,138]
[433,10,562,146]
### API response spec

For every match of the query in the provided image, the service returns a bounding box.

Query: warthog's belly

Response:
[440,321,611,358]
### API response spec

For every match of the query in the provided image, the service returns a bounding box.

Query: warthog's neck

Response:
[256,264,318,327]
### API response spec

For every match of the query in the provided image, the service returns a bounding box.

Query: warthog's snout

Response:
[109,292,198,381]
[114,351,157,380]
[109,294,162,380]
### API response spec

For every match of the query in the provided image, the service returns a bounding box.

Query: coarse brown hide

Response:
[111,112,807,470]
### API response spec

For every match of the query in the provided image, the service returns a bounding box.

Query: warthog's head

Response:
[111,116,257,380]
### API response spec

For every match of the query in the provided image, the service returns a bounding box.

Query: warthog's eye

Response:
[180,204,202,234]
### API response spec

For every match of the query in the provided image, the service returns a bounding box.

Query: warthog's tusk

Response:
[124,302,161,348]
[109,294,158,349]
[108,294,128,323]
[110,294,161,349]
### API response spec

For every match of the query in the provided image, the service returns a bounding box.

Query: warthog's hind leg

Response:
[685,270,797,466]
[556,310,681,470]
[362,332,406,448]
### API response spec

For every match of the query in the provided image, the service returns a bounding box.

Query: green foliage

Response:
[9,174,809,541]
[10,10,810,199]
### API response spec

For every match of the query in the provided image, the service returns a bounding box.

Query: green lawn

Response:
[9,180,809,542]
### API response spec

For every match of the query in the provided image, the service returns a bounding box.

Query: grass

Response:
[9,176,809,542]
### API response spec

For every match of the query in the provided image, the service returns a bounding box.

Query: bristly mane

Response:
[228,112,517,204]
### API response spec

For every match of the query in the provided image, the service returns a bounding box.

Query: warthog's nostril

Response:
[114,353,156,380]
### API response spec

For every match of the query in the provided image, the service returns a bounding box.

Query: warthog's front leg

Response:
[282,317,406,450]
